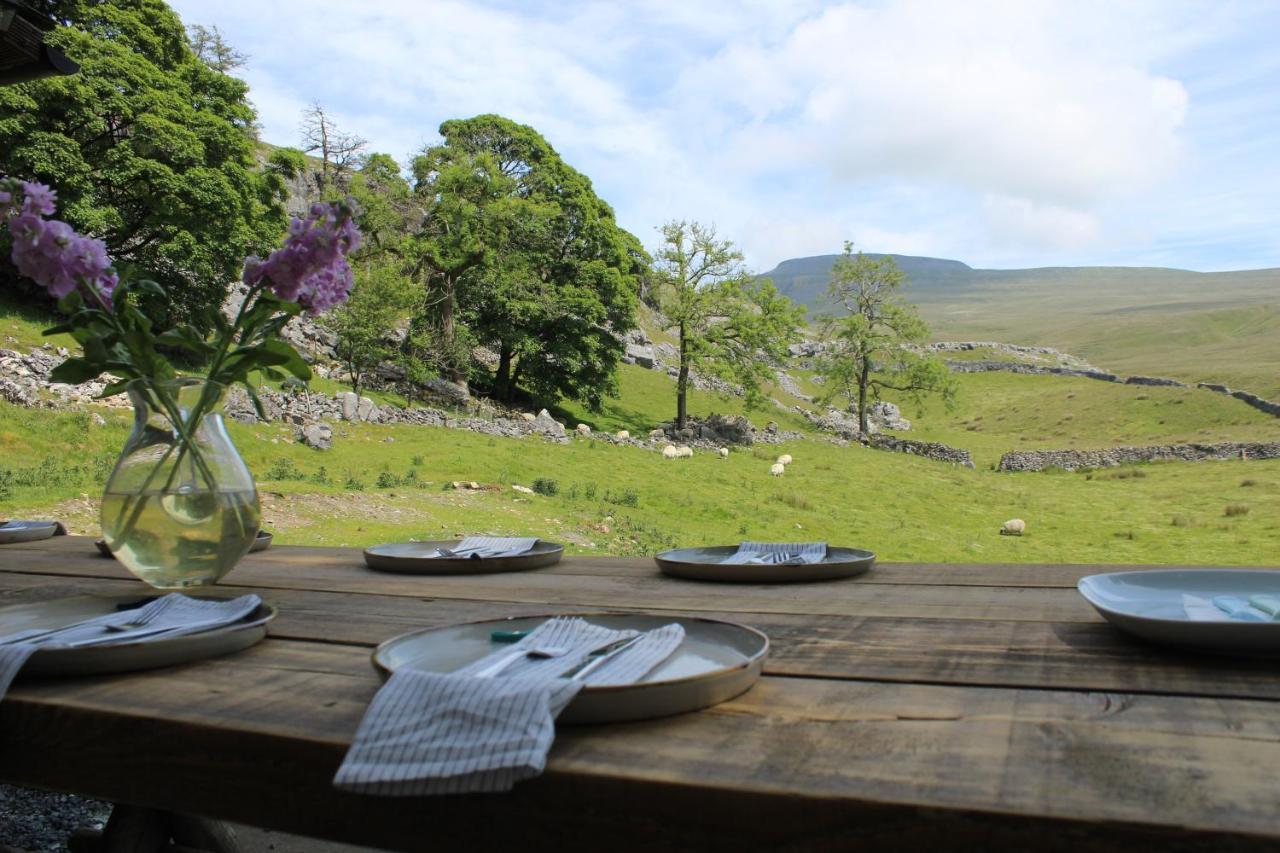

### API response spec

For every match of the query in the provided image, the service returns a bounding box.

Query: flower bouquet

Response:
[1,177,361,587]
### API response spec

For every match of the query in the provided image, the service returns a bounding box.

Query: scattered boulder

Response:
[424,377,471,407]
[648,428,666,440]
[356,396,380,423]
[512,484,534,494]
[299,422,333,450]
[624,343,656,369]
[575,423,591,436]
[616,430,630,440]
[532,409,566,438]
[339,392,358,422]
[869,401,911,432]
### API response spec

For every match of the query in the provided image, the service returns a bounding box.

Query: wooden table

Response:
[3,537,1280,852]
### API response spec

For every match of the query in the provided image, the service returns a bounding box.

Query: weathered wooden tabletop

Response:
[2,536,1280,852]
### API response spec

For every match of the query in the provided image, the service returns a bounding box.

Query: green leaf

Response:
[49,358,103,385]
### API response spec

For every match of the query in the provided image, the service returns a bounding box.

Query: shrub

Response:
[771,491,812,511]
[412,455,425,466]
[345,473,365,491]
[376,471,400,489]
[532,478,559,497]
[1225,504,1250,518]
[583,482,598,500]
[310,466,331,485]
[1240,479,1257,488]
[606,488,639,507]
[266,457,306,480]
[0,468,12,500]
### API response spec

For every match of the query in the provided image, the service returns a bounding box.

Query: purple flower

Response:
[243,200,361,315]
[2,180,117,307]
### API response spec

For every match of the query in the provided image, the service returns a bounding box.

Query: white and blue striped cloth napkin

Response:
[0,593,262,700]
[333,617,686,795]
[437,537,539,559]
[721,541,828,565]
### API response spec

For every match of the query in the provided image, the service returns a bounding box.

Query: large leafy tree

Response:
[411,115,643,409]
[654,220,804,430]
[0,0,289,327]
[815,243,956,434]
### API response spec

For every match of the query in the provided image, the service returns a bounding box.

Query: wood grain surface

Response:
[2,536,1280,852]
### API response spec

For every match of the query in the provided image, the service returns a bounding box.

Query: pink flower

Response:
[20,181,56,216]
[2,180,116,307]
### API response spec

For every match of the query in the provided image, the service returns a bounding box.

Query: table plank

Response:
[3,637,1280,850]
[3,572,1280,703]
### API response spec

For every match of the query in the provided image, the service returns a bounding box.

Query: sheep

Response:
[718,447,730,459]
[662,445,679,460]
[769,463,785,477]
[1000,518,1026,536]
[648,428,666,440]
[575,423,591,435]
[777,454,793,466]
[616,430,630,440]
[676,446,694,458]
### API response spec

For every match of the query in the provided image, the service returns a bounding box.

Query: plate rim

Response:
[364,539,565,559]
[654,544,876,565]
[1078,569,1280,628]
[0,593,278,656]
[371,610,770,694]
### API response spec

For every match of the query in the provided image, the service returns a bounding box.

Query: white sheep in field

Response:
[662,445,679,459]
[718,447,730,459]
[1001,518,1026,536]
[676,446,694,458]
[616,430,630,440]
[777,454,793,466]
[769,463,785,477]
[576,423,591,435]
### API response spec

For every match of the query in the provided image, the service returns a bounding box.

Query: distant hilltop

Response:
[758,253,1280,313]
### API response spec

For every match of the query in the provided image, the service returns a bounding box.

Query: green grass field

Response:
[3,397,1278,565]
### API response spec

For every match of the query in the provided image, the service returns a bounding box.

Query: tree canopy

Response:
[0,0,289,327]
[409,114,643,409]
[654,220,804,430]
[815,243,955,434]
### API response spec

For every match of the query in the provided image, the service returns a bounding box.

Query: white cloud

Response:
[168,0,1279,270]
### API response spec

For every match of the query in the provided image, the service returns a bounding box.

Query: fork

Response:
[471,643,571,678]
[0,596,172,647]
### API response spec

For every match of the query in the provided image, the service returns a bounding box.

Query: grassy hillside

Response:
[2,401,1277,565]
[761,254,1280,397]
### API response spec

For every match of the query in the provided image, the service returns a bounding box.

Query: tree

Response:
[299,102,367,192]
[0,0,290,328]
[654,220,805,430]
[410,115,643,409]
[815,243,956,434]
[187,24,247,73]
[323,260,413,405]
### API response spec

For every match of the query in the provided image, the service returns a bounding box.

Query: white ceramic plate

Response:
[363,540,564,575]
[0,521,66,545]
[249,530,273,553]
[374,613,769,723]
[0,594,277,676]
[1078,570,1280,653]
[655,545,875,583]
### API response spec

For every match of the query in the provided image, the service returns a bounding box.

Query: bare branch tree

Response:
[299,103,367,192]
[187,24,248,73]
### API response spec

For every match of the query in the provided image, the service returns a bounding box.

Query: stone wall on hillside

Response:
[945,360,1125,383]
[1198,383,1280,417]
[998,442,1280,472]
[924,341,1098,370]
[867,435,975,468]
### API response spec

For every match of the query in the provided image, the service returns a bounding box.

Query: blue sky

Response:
[171,0,1280,273]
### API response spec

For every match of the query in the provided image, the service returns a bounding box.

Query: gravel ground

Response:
[0,785,109,852]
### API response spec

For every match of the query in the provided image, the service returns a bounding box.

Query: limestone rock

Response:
[532,409,566,438]
[512,484,534,494]
[299,422,333,450]
[424,377,470,407]
[625,343,656,369]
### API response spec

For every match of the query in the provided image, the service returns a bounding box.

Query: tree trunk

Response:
[495,343,513,403]
[437,277,463,383]
[858,359,870,436]
[676,321,688,430]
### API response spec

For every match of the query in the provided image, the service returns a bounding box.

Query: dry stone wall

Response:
[998,442,1280,472]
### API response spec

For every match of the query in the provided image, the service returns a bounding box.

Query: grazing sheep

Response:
[662,445,679,459]
[1000,518,1026,536]
[718,447,730,459]
[777,454,793,466]
[616,430,630,440]
[576,423,591,435]
[769,463,785,477]
[676,446,694,458]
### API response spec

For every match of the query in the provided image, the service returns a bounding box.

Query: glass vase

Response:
[100,378,261,589]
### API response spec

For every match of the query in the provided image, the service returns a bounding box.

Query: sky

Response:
[170,0,1280,273]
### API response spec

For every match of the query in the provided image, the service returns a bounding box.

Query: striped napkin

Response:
[721,541,828,565]
[437,536,539,559]
[333,617,686,795]
[0,593,261,700]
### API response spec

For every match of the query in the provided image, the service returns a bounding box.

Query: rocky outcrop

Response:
[946,360,1121,383]
[222,283,337,363]
[656,413,755,446]
[998,442,1280,472]
[923,341,1098,370]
